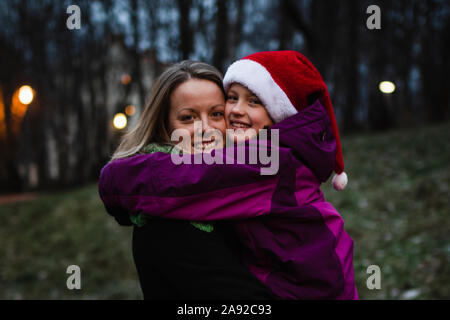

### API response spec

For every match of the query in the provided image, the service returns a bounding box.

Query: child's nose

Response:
[230,101,245,115]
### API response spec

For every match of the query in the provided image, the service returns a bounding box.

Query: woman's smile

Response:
[193,139,218,151]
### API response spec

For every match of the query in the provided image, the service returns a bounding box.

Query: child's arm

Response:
[98,144,298,222]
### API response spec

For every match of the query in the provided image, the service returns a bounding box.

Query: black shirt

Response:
[132,217,275,300]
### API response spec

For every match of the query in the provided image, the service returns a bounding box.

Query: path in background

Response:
[0,193,38,205]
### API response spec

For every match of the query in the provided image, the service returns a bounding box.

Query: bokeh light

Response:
[125,105,135,116]
[18,85,34,105]
[379,81,396,94]
[121,74,132,85]
[113,113,127,130]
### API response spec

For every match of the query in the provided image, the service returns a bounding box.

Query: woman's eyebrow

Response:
[177,108,195,113]
[211,104,225,109]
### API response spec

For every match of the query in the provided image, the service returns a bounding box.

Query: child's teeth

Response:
[233,122,249,128]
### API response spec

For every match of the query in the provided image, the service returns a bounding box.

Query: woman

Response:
[103,61,275,299]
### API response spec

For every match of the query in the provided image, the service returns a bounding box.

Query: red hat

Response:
[223,50,348,190]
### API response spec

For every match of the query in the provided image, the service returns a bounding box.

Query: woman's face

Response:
[225,83,274,142]
[169,79,226,153]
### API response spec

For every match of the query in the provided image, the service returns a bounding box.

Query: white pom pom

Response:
[332,171,348,191]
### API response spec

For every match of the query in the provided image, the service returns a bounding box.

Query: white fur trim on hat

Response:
[332,171,348,191]
[223,59,298,123]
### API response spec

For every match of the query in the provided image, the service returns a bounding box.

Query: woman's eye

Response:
[180,115,193,121]
[227,95,237,102]
[211,111,224,118]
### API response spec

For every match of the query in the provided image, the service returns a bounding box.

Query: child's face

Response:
[225,83,274,142]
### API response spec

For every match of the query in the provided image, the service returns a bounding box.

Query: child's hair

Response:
[111,60,225,160]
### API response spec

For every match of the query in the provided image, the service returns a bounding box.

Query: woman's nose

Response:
[194,117,212,134]
[202,119,212,133]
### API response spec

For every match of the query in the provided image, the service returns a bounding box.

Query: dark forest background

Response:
[0,0,449,191]
[1,0,449,301]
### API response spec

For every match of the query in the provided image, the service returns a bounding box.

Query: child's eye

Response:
[227,95,238,102]
[249,98,262,105]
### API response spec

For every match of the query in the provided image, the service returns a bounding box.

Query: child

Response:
[99,51,357,299]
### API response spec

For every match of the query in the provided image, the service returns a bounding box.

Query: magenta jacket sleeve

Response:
[98,144,298,221]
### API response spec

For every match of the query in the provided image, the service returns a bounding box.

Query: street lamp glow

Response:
[113,113,127,130]
[379,81,396,94]
[18,85,34,105]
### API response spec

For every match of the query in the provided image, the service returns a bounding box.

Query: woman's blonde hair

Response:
[111,60,225,160]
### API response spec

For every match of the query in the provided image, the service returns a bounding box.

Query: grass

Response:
[0,186,141,299]
[322,121,450,299]
[1,121,449,299]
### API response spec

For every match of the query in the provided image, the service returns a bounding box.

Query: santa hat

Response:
[223,50,348,191]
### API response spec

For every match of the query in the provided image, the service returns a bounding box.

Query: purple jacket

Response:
[98,99,358,299]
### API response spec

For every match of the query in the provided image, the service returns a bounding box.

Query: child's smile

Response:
[229,118,252,129]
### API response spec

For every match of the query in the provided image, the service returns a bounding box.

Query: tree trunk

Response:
[212,0,229,72]
[342,0,359,132]
[177,0,193,60]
